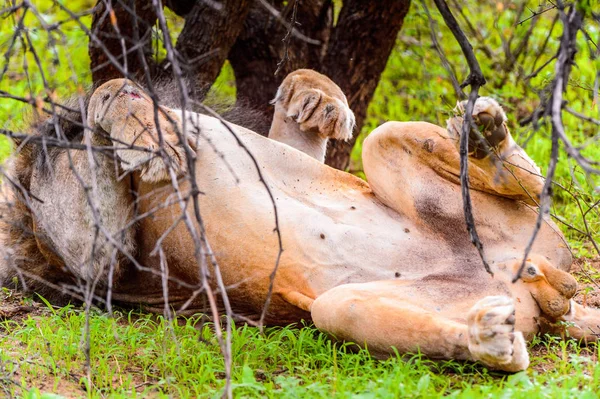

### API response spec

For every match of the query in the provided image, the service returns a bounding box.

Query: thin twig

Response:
[514,3,584,282]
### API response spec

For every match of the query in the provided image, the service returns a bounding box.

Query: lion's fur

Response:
[0,92,103,302]
[0,82,269,304]
[2,69,599,373]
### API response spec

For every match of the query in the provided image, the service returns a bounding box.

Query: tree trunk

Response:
[322,0,411,169]
[228,0,411,168]
[165,0,196,16]
[88,0,412,170]
[89,0,157,85]
[228,0,332,134]
[173,0,253,102]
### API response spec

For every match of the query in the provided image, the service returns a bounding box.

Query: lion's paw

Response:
[467,296,530,372]
[272,70,355,141]
[447,97,509,159]
[117,120,189,183]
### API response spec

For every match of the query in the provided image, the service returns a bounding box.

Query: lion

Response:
[1,69,599,373]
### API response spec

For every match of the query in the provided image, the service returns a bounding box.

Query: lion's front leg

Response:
[269,69,355,162]
[87,79,194,182]
[311,281,530,372]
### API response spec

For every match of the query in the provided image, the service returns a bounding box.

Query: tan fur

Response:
[269,69,355,162]
[2,69,598,372]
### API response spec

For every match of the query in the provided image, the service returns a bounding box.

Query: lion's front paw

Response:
[117,120,189,183]
[467,296,529,372]
[447,97,509,159]
[272,69,355,142]
[285,88,355,141]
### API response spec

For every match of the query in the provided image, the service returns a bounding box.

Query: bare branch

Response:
[433,0,491,275]
[514,3,585,283]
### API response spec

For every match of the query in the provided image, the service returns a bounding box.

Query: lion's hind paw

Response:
[447,97,509,159]
[467,295,530,372]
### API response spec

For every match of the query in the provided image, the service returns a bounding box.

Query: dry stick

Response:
[518,4,557,26]
[448,0,494,59]
[575,198,600,256]
[123,0,279,337]
[513,4,582,283]
[257,0,320,45]
[274,0,298,76]
[193,103,284,330]
[432,0,492,275]
[565,106,600,126]
[0,3,27,84]
[498,2,526,67]
[526,54,558,80]
[148,3,240,397]
[20,15,104,386]
[495,6,541,89]
[529,13,560,77]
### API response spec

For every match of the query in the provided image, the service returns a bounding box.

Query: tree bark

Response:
[165,0,196,16]
[228,0,411,168]
[322,0,411,169]
[228,0,332,134]
[89,0,157,85]
[173,0,253,102]
[88,0,412,170]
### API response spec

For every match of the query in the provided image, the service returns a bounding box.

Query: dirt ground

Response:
[570,257,600,308]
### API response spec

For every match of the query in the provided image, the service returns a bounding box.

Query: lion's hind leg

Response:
[446,97,544,203]
[311,281,529,372]
[362,97,545,223]
[467,296,529,372]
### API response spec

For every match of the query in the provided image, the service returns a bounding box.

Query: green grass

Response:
[1,0,600,398]
[2,293,600,398]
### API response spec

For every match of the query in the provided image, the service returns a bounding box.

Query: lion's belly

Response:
[132,112,570,321]
[134,138,458,319]
[192,170,466,307]
[187,181,458,322]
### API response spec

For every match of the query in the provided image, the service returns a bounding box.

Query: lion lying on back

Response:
[1,69,598,372]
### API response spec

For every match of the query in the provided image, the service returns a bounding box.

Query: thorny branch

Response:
[256,0,320,45]
[274,0,299,76]
[421,0,465,99]
[430,0,599,281]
